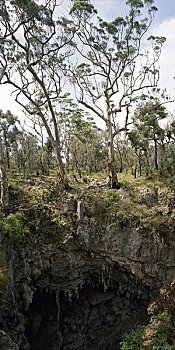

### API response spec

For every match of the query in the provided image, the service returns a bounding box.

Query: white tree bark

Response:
[0,136,9,209]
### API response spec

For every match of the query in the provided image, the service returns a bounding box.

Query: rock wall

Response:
[1,200,175,349]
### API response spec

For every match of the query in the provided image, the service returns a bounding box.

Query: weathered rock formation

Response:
[1,194,175,349]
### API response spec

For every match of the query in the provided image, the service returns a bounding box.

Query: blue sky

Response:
[154,0,175,23]
[0,0,175,119]
[91,0,175,22]
[90,0,175,100]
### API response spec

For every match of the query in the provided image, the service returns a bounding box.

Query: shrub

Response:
[152,312,172,350]
[152,333,172,350]
[106,190,120,202]
[9,181,24,200]
[115,210,131,224]
[120,326,144,350]
[3,212,29,241]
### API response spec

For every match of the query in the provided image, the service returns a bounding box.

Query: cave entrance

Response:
[25,289,60,350]
[25,276,150,350]
[59,279,149,350]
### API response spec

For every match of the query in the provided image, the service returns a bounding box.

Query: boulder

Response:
[140,191,157,207]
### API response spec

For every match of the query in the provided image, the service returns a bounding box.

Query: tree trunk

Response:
[40,126,45,175]
[54,142,70,190]
[160,140,165,175]
[145,152,150,176]
[5,142,10,169]
[65,130,71,173]
[3,131,10,169]
[116,141,123,173]
[66,145,70,172]
[139,159,142,177]
[106,114,120,189]
[154,134,158,170]
[134,166,137,179]
[35,110,69,188]
[0,136,9,210]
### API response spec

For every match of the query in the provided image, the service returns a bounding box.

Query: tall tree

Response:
[0,135,9,210]
[0,0,76,189]
[69,0,166,188]
[128,128,149,176]
[132,100,167,171]
[0,110,19,169]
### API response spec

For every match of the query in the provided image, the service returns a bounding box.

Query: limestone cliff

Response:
[0,178,175,349]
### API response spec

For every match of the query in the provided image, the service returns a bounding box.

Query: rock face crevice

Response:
[25,289,60,350]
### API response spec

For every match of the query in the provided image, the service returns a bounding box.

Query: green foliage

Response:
[140,213,168,232]
[115,210,131,224]
[126,0,144,8]
[0,0,167,185]
[70,0,97,15]
[9,180,24,200]
[106,190,120,202]
[120,311,172,350]
[151,311,172,350]
[121,298,175,350]
[120,326,144,350]
[11,0,54,25]
[152,333,172,350]
[85,192,107,220]
[3,212,29,241]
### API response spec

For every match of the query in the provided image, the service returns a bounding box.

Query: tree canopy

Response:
[0,0,174,197]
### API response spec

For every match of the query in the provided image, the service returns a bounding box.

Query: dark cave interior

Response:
[25,274,150,350]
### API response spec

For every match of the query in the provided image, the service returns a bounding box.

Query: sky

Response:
[0,0,175,124]
[91,0,175,102]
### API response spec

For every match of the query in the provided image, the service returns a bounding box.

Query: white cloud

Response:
[0,84,24,118]
[152,18,175,108]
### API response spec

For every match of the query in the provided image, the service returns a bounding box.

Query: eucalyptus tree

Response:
[132,100,167,171]
[69,0,166,188]
[0,109,21,209]
[56,96,100,175]
[54,96,91,171]
[23,113,46,174]
[114,134,132,173]
[68,114,104,175]
[0,135,9,209]
[128,128,149,176]
[0,0,76,189]
[20,131,40,175]
[44,138,54,174]
[0,110,20,169]
[163,120,175,175]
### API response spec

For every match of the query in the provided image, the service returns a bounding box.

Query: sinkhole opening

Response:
[25,277,150,350]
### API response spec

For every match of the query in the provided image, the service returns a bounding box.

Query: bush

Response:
[115,210,131,224]
[106,190,120,202]
[120,326,144,350]
[152,312,172,350]
[152,334,172,350]
[3,212,29,240]
[9,181,24,201]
